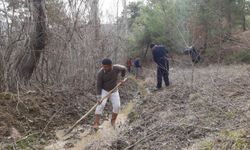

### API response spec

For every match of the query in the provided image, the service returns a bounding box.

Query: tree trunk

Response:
[89,0,101,72]
[114,0,120,63]
[143,43,150,59]
[122,0,128,34]
[11,0,47,89]
[225,0,233,35]
[0,52,4,92]
[241,0,246,31]
[90,0,100,41]
[200,1,208,51]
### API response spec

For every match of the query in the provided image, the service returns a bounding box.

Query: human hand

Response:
[120,79,126,85]
[96,96,102,104]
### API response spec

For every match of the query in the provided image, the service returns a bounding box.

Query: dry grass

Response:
[107,64,250,150]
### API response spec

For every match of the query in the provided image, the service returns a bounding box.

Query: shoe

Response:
[152,87,162,92]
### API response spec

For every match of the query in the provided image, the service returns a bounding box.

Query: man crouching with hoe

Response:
[93,58,127,129]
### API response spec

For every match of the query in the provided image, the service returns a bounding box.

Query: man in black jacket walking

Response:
[150,44,169,90]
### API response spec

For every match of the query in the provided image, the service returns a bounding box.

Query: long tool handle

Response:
[64,78,128,136]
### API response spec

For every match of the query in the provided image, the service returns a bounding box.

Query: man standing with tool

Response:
[150,44,170,90]
[93,58,127,129]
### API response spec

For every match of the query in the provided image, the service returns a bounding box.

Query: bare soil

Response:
[0,78,138,148]
[1,65,249,150]
[86,65,250,150]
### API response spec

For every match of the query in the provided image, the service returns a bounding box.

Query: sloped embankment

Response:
[0,78,138,149]
[110,65,250,150]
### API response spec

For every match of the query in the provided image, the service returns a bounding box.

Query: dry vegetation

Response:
[0,78,138,149]
[83,65,250,150]
[0,0,250,150]
[0,64,249,150]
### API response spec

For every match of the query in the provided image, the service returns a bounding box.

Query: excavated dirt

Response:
[0,78,138,148]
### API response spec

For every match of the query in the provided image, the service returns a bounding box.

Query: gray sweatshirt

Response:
[96,64,126,96]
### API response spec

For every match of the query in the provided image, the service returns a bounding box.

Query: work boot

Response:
[93,114,100,129]
[111,113,118,128]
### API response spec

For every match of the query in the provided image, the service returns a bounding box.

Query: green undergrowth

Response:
[199,129,250,150]
[4,133,45,150]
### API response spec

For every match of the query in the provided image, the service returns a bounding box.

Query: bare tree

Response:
[89,0,100,41]
[0,0,128,91]
[122,0,128,34]
[11,0,47,89]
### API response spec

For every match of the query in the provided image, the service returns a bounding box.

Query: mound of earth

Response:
[0,90,96,144]
[0,77,138,147]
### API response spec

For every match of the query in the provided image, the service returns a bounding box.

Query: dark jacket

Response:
[152,45,168,65]
[184,47,200,63]
[134,59,141,68]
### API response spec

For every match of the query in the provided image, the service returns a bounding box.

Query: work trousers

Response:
[157,60,169,88]
[95,89,121,115]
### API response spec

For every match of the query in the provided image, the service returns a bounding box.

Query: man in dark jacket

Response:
[150,44,169,89]
[184,46,201,64]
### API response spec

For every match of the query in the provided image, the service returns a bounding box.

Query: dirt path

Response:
[45,101,138,150]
